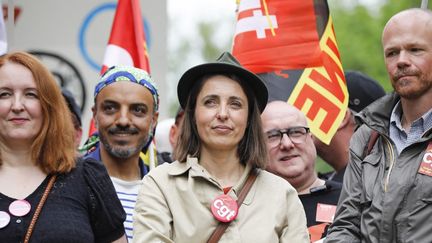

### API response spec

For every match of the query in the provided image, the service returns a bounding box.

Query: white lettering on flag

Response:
[235,10,277,39]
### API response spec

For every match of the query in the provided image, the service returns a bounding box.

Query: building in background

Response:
[4,0,167,137]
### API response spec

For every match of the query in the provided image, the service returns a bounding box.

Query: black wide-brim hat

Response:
[177,52,268,113]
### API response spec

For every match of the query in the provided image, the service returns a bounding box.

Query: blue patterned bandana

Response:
[94,65,159,113]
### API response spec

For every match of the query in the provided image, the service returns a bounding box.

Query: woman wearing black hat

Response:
[133,52,309,242]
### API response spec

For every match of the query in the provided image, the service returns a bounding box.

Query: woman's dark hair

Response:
[173,73,268,168]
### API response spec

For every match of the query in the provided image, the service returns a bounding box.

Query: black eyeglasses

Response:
[265,126,310,148]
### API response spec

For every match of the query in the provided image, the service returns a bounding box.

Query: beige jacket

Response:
[133,157,309,243]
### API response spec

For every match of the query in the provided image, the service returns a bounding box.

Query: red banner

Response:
[232,0,347,144]
[89,0,150,135]
[100,0,150,74]
[233,0,322,73]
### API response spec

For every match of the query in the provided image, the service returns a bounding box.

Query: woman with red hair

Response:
[0,51,126,243]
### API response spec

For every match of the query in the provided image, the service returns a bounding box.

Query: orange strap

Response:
[24,174,57,243]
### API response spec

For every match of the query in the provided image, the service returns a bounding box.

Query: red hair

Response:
[0,52,76,173]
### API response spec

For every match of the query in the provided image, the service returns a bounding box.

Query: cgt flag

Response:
[232,0,347,145]
[89,0,151,135]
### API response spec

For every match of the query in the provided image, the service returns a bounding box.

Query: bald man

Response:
[261,101,341,241]
[326,8,432,242]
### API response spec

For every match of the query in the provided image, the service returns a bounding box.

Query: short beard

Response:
[99,135,148,159]
[392,69,432,99]
[394,78,432,99]
[103,144,142,159]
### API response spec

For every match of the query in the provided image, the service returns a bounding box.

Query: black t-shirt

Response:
[318,166,346,183]
[0,158,126,243]
[299,180,342,240]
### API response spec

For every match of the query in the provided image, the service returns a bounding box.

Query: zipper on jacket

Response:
[383,136,395,192]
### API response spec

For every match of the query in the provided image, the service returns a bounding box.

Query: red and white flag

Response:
[232,0,347,144]
[89,0,151,135]
[100,0,150,74]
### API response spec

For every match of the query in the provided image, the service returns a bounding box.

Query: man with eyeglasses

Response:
[261,101,341,241]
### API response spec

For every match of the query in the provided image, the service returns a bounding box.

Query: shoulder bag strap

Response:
[24,174,57,243]
[207,169,258,243]
[362,130,380,158]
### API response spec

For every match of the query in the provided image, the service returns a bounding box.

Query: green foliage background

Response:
[330,0,418,93]
[316,0,419,173]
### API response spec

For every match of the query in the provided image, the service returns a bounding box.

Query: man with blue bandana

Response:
[84,65,159,241]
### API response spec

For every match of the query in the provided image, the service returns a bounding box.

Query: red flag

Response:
[233,1,322,73]
[232,0,347,144]
[101,0,150,74]
[89,0,150,135]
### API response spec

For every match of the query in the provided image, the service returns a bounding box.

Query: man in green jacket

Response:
[326,8,432,243]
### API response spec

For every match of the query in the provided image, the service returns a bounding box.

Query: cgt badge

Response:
[211,194,238,223]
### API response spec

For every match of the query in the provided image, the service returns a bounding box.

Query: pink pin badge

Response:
[211,194,238,223]
[0,211,11,228]
[9,200,31,217]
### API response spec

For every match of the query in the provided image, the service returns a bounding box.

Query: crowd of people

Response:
[0,7,431,243]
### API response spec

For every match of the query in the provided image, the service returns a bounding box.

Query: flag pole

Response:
[421,0,429,9]
[7,0,14,51]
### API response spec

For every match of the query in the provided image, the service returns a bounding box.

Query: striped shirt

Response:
[110,177,143,242]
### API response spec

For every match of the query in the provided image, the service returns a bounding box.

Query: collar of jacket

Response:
[167,157,256,205]
[355,92,400,134]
